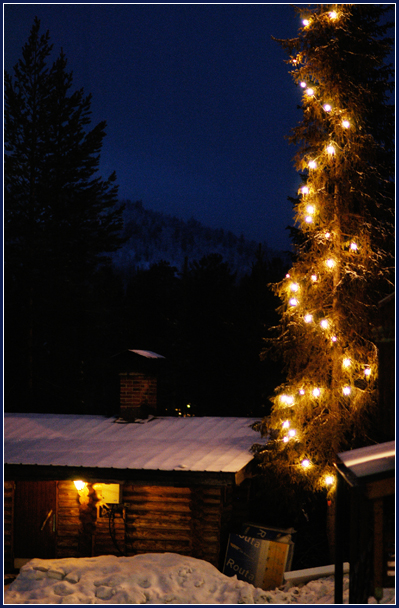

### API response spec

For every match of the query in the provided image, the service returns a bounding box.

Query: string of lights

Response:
[257,4,394,494]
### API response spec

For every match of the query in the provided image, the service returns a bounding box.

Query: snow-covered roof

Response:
[4,413,260,477]
[128,349,165,359]
[337,440,395,478]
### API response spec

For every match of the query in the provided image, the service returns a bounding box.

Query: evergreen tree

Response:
[5,18,124,410]
[254,5,394,494]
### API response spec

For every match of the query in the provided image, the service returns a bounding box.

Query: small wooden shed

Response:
[4,413,260,573]
[334,441,395,604]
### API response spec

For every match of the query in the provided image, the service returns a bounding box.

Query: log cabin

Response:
[4,350,261,573]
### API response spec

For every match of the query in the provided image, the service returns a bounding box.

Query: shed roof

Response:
[4,414,260,477]
[337,440,395,479]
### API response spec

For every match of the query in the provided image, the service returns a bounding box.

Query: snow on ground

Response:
[4,553,395,604]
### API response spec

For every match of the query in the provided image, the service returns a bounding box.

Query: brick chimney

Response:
[116,350,165,421]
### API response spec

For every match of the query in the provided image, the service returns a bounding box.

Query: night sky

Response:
[4,4,305,251]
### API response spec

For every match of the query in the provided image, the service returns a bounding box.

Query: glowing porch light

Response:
[350,242,358,251]
[301,459,311,468]
[343,358,351,368]
[326,144,335,155]
[308,160,317,169]
[343,386,351,396]
[320,319,329,329]
[74,480,86,491]
[289,298,299,306]
[304,314,313,323]
[323,104,332,112]
[326,258,335,268]
[312,388,321,397]
[342,120,350,129]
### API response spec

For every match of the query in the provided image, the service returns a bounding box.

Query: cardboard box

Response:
[223,532,294,590]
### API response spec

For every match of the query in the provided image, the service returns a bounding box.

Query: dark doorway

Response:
[14,480,57,559]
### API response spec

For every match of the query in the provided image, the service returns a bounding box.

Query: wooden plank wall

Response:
[56,481,81,558]
[4,481,15,571]
[124,485,193,557]
[93,505,125,557]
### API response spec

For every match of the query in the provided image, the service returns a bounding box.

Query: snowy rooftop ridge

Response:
[4,413,260,476]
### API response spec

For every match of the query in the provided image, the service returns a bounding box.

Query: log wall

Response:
[5,477,252,569]
[56,481,81,558]
[4,481,15,572]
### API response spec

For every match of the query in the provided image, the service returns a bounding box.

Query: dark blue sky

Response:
[4,4,305,251]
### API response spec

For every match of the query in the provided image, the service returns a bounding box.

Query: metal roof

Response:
[4,413,260,475]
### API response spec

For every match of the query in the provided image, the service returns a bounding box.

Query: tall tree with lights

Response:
[254,5,394,495]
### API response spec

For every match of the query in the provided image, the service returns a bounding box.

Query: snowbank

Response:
[4,552,395,604]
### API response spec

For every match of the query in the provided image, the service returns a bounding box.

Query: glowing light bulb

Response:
[350,242,358,251]
[281,395,294,405]
[329,11,338,20]
[331,335,337,343]
[325,475,335,486]
[301,459,311,468]
[306,205,315,215]
[325,232,331,239]
[299,389,305,395]
[286,273,291,278]
[282,420,290,429]
[283,436,289,443]
[323,104,332,112]
[74,480,86,491]
[311,274,317,282]
[300,81,307,88]
[312,388,321,397]
[364,368,371,377]
[343,358,351,368]
[303,19,310,27]
[290,282,299,292]
[326,258,335,268]
[326,144,335,155]
[321,319,329,329]
[289,298,298,306]
[288,429,296,437]
[342,120,350,129]
[343,386,351,396]
[304,314,313,323]
[301,186,309,194]
[305,216,313,224]
[308,160,317,169]
[306,88,314,97]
